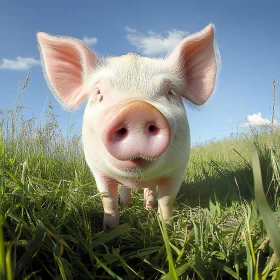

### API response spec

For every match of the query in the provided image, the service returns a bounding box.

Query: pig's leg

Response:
[143,186,157,210]
[94,174,119,229]
[157,177,183,224]
[120,187,132,205]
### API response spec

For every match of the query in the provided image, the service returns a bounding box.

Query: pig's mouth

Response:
[112,154,158,170]
[128,155,157,169]
[129,154,158,161]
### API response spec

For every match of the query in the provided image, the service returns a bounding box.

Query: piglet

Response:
[37,24,218,229]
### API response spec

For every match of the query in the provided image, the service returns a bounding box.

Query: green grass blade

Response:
[92,223,132,246]
[275,266,280,279]
[91,253,123,280]
[31,177,59,187]
[0,214,5,279]
[69,229,124,280]
[0,166,25,189]
[233,247,240,279]
[23,270,41,280]
[243,231,253,280]
[191,264,205,280]
[15,226,46,277]
[244,204,257,268]
[144,258,165,274]
[5,242,14,280]
[211,259,239,279]
[112,248,144,279]
[21,161,27,185]
[157,208,178,280]
[54,256,68,280]
[127,247,160,259]
[252,150,280,260]
[53,241,72,280]
[161,259,194,279]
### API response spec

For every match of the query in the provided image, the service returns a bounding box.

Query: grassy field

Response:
[0,78,279,279]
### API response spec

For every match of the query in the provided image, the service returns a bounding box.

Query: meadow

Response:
[0,75,279,279]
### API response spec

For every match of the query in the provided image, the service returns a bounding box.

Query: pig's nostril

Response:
[148,125,159,134]
[117,127,127,136]
[113,127,128,141]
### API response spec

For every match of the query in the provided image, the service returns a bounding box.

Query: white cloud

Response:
[126,27,189,56]
[0,57,40,70]
[125,27,137,33]
[82,36,98,46]
[243,112,278,127]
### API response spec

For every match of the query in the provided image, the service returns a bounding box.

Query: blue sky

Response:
[1,1,280,145]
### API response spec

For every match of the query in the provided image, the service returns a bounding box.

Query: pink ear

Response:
[165,24,218,105]
[37,32,97,108]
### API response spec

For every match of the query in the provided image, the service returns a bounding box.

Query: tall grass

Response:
[0,74,279,279]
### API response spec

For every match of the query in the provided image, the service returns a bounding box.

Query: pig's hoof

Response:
[157,212,173,225]
[120,198,131,205]
[143,188,156,210]
[103,213,119,230]
[120,187,132,205]
[144,201,154,210]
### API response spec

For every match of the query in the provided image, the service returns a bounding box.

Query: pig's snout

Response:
[103,101,171,162]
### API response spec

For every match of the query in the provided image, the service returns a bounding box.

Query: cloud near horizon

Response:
[0,57,41,70]
[125,27,189,56]
[243,112,278,127]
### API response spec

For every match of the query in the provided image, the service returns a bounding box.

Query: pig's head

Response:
[37,25,218,182]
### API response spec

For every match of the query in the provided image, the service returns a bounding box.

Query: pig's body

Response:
[37,25,219,229]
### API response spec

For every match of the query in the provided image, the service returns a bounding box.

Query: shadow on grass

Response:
[177,166,254,208]
[177,146,277,210]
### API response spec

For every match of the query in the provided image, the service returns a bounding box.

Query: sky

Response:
[1,1,280,145]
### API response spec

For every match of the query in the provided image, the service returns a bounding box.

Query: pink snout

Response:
[102,101,171,162]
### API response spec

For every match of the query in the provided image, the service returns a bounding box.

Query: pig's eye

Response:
[95,89,104,102]
[167,89,176,97]
[90,88,103,104]
[166,88,180,106]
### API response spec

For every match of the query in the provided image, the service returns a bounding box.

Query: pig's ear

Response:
[165,24,218,105]
[37,32,97,109]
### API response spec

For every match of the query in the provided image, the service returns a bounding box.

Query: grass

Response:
[0,74,279,279]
